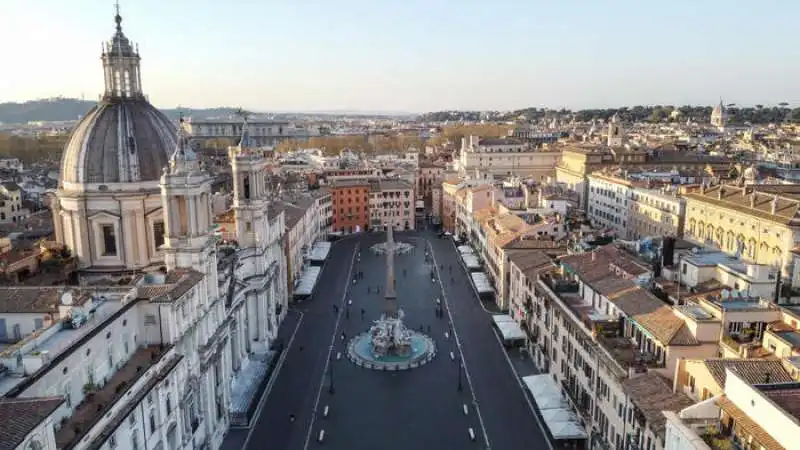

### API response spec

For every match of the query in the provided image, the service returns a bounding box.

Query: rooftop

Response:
[702,358,792,387]
[0,397,64,450]
[684,184,800,225]
[0,297,124,361]
[757,383,800,422]
[133,269,204,302]
[622,371,694,438]
[0,287,62,314]
[55,345,172,449]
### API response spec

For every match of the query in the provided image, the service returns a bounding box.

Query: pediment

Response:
[87,210,121,221]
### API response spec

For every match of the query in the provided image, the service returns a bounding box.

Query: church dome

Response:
[60,99,175,184]
[58,8,176,186]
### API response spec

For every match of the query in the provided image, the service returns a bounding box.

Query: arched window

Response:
[243,176,251,200]
[114,70,122,97]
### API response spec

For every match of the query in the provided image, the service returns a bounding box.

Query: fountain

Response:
[346,226,436,371]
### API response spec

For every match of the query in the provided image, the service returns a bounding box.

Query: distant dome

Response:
[60,98,175,184]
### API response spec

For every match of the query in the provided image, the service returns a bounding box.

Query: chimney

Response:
[591,251,596,261]
[750,192,757,208]
[718,186,724,200]
[771,195,779,215]
[699,184,706,194]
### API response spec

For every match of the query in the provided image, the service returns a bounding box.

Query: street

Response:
[225,230,550,450]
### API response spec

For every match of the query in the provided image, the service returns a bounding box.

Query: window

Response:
[243,176,251,199]
[153,221,165,249]
[109,433,117,449]
[101,225,117,256]
[150,412,156,433]
[131,434,140,450]
[166,395,172,416]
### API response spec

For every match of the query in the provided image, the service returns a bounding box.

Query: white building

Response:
[586,173,633,235]
[664,368,800,450]
[455,136,561,182]
[627,186,686,239]
[184,119,320,148]
[369,180,415,231]
[7,10,288,450]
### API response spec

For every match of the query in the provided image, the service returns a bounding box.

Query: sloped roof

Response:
[622,372,694,438]
[703,358,792,388]
[0,397,64,450]
[633,306,698,346]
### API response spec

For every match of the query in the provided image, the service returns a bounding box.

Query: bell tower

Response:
[160,119,218,297]
[229,118,270,250]
[607,113,624,147]
[101,3,144,100]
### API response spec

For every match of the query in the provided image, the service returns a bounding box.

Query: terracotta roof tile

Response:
[0,397,64,450]
[703,358,792,388]
[609,287,664,317]
[633,306,698,346]
[622,372,694,438]
[0,287,62,314]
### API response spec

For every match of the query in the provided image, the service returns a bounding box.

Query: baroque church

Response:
[0,8,287,450]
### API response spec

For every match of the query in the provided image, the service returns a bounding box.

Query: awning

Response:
[470,272,494,295]
[294,266,321,297]
[522,374,589,441]
[308,242,331,263]
[491,314,526,341]
[462,254,481,270]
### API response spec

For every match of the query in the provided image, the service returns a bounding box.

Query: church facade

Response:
[0,9,288,450]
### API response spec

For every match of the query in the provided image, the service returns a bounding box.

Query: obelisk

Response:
[383,224,399,318]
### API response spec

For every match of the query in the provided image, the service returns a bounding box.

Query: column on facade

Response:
[75,210,92,266]
[187,196,197,237]
[135,208,149,266]
[121,211,136,267]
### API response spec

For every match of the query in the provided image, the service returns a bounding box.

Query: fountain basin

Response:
[347,331,436,371]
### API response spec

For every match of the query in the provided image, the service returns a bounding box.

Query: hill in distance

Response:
[0,98,416,125]
[0,98,242,125]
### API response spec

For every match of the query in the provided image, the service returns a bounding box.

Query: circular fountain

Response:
[348,227,436,371]
[370,240,414,256]
[346,309,436,371]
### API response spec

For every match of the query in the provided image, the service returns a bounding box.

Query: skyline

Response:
[2,0,799,113]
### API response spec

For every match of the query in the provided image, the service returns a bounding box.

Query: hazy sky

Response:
[1,0,798,112]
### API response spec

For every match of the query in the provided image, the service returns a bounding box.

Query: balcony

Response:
[594,333,665,375]
[721,331,761,357]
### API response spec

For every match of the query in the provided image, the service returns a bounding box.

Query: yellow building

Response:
[627,187,686,239]
[674,358,792,402]
[683,184,800,274]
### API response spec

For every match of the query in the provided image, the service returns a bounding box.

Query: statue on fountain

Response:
[368,309,413,358]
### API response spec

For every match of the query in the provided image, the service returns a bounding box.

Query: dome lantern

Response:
[101,2,143,100]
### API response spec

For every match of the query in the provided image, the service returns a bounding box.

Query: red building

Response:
[330,180,371,233]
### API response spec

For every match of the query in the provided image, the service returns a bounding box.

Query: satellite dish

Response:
[61,292,73,306]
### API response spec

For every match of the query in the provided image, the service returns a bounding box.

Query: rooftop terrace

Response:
[537,271,664,375]
[55,345,172,449]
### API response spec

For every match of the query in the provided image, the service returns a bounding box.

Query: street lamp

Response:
[328,353,335,395]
